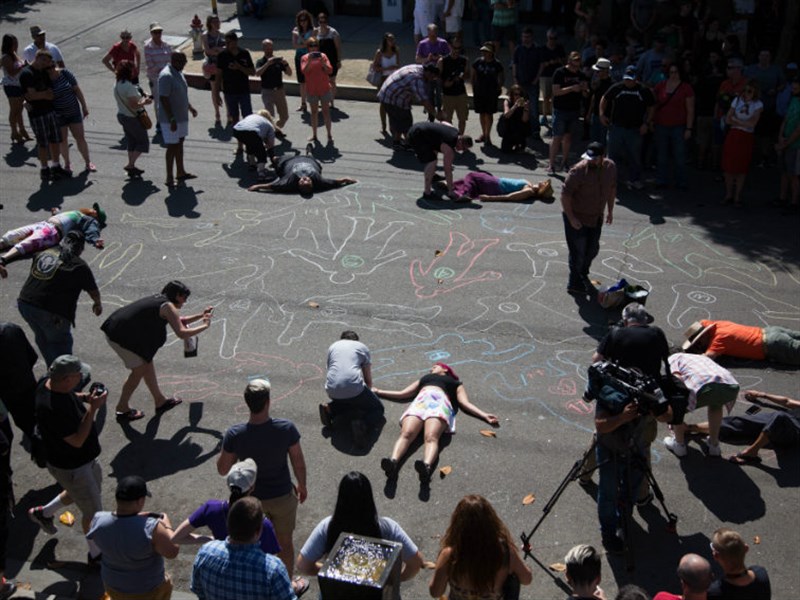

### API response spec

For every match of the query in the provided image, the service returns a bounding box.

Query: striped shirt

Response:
[377,64,428,109]
[668,352,739,411]
[144,38,172,83]
[191,540,296,600]
[51,69,81,119]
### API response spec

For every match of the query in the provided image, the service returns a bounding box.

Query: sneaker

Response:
[380,457,398,480]
[414,459,433,484]
[664,436,687,458]
[0,578,16,600]
[28,506,57,535]
[706,439,721,457]
[318,403,332,427]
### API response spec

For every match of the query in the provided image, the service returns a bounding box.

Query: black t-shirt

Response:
[18,248,97,325]
[35,381,100,469]
[217,48,255,95]
[19,65,54,116]
[408,121,459,150]
[552,66,589,112]
[603,81,655,128]
[255,55,290,90]
[101,294,168,362]
[707,566,771,600]
[0,321,38,394]
[441,55,467,97]
[539,44,566,77]
[418,373,462,410]
[596,325,669,378]
[268,155,340,193]
[589,77,614,116]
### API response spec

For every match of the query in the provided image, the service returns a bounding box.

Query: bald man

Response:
[654,553,712,600]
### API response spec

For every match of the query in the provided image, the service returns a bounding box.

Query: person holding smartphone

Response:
[301,37,334,144]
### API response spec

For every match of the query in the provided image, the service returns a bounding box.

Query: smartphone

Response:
[310,51,322,58]
[745,405,761,415]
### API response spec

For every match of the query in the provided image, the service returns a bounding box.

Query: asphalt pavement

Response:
[1,2,799,599]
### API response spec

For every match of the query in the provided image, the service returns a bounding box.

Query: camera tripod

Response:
[520,434,678,572]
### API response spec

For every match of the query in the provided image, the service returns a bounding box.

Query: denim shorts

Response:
[552,109,579,137]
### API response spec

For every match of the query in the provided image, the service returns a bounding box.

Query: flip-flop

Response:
[292,576,309,598]
[729,452,761,465]
[115,409,145,422]
[155,397,182,415]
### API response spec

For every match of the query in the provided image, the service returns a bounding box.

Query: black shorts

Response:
[408,129,437,164]
[233,129,267,163]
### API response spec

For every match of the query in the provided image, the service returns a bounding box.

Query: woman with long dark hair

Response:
[296,472,423,582]
[1,34,29,143]
[429,495,532,599]
[375,363,499,484]
[101,280,213,421]
[372,32,400,134]
[292,10,315,112]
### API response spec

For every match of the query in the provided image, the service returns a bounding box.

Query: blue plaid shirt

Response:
[191,539,296,600]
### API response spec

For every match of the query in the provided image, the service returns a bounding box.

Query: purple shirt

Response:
[416,38,450,64]
[189,499,281,555]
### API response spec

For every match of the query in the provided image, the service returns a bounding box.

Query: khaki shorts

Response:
[47,459,103,521]
[106,336,147,369]
[107,575,172,600]
[540,76,554,100]
[442,94,469,124]
[260,491,298,536]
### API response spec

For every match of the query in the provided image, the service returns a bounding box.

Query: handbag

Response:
[137,109,153,130]
[366,65,382,87]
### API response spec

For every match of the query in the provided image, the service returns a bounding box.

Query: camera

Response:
[89,382,107,396]
[585,361,669,418]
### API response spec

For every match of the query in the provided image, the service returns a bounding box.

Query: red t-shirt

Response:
[653,593,682,600]
[702,319,765,360]
[653,80,695,127]
[108,41,139,77]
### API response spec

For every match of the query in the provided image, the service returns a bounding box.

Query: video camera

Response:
[584,361,670,418]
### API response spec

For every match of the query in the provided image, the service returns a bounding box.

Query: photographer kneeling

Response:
[587,362,673,554]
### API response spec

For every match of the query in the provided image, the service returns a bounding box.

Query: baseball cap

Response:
[30,25,46,37]
[623,66,637,81]
[150,22,164,32]
[581,141,605,160]
[48,355,90,380]
[227,458,258,492]
[593,58,611,71]
[116,476,152,501]
[479,44,495,54]
[92,202,107,228]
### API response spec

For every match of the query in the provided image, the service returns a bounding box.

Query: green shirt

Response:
[491,0,516,27]
[784,97,800,150]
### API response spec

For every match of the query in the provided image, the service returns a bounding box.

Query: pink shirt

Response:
[301,52,332,97]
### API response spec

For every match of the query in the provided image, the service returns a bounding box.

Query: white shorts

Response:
[160,120,189,145]
[414,9,433,37]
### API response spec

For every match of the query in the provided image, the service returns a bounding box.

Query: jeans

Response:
[563,213,602,289]
[763,326,800,365]
[655,124,687,187]
[608,124,643,183]
[18,300,73,368]
[596,440,644,539]
[329,386,385,427]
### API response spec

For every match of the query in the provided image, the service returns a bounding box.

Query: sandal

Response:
[155,397,182,415]
[292,576,309,598]
[115,409,145,422]
[729,452,761,465]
